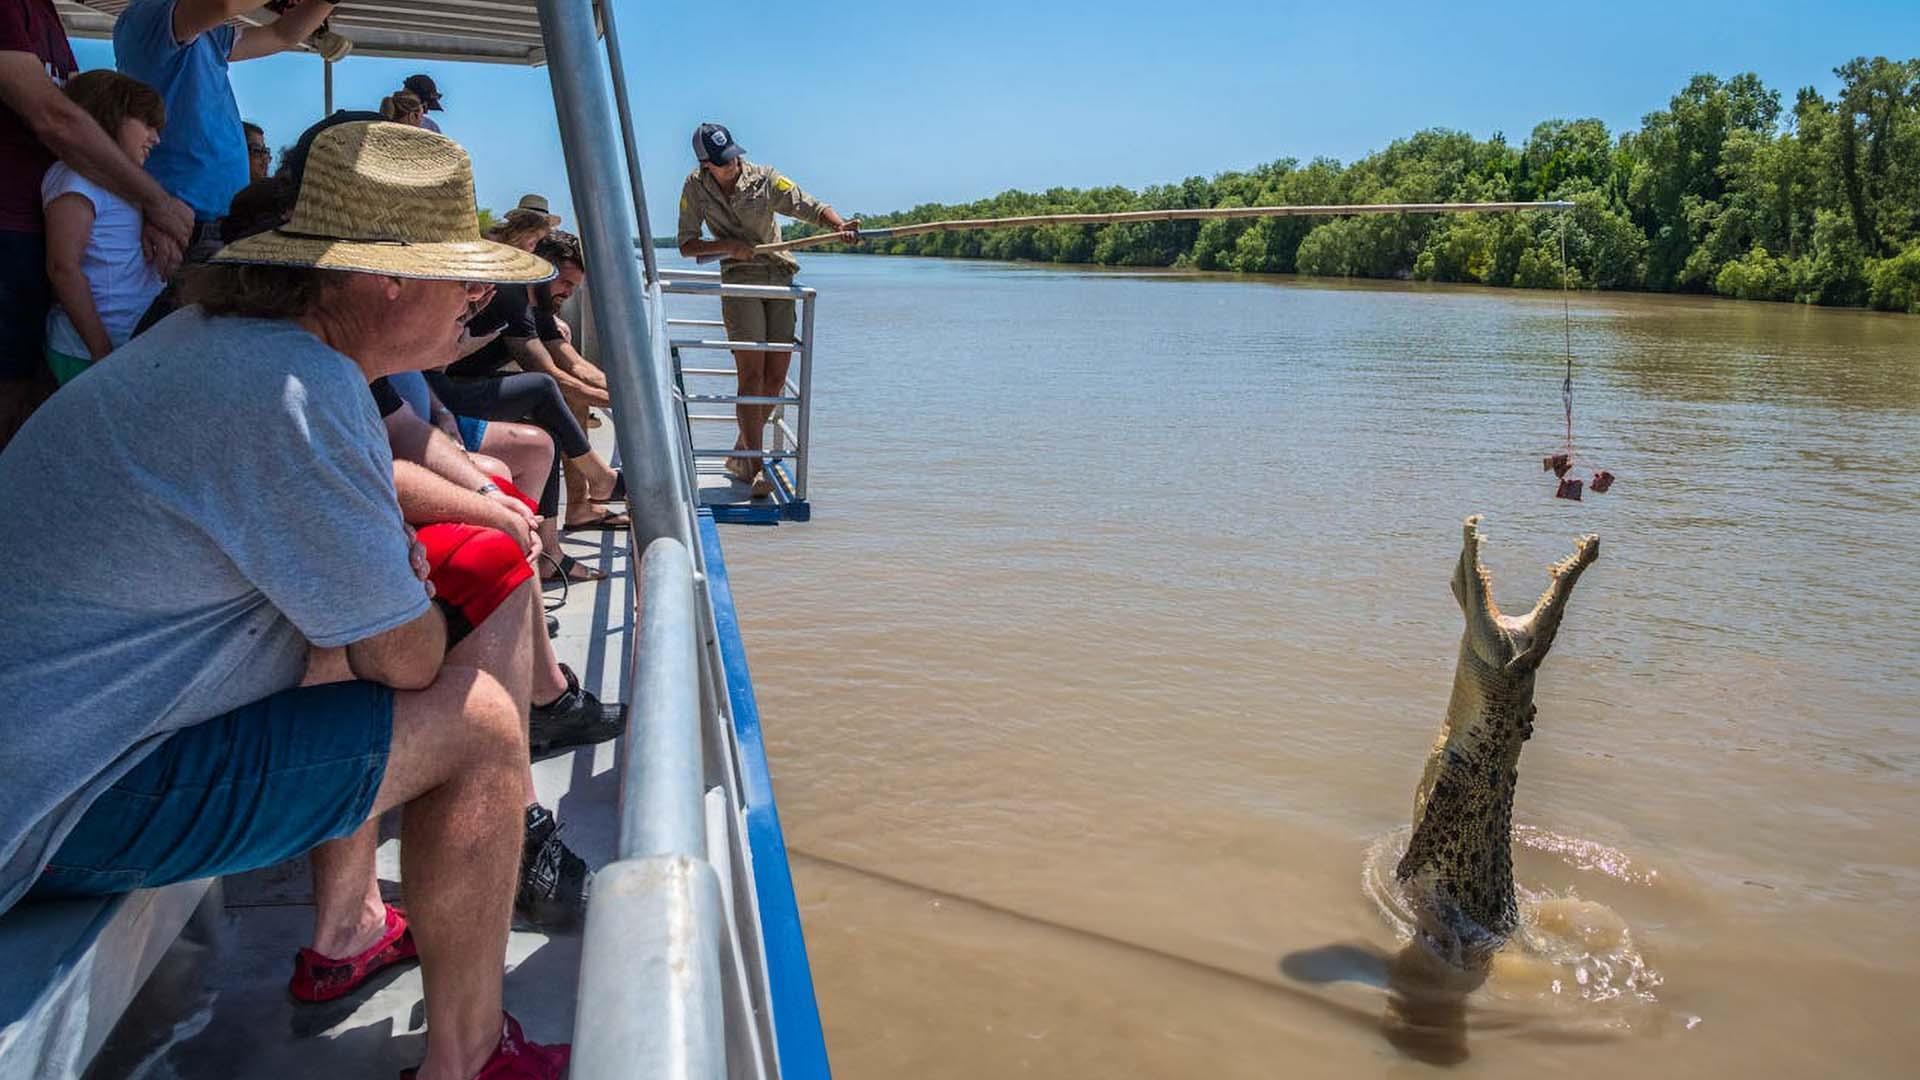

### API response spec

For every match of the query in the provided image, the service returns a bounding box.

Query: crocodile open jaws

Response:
[1394,515,1599,970]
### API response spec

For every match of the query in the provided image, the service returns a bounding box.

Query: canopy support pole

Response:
[536,0,691,554]
[597,0,658,285]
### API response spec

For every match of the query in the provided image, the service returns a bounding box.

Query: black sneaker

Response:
[528,664,624,758]
[516,804,590,930]
[545,614,559,639]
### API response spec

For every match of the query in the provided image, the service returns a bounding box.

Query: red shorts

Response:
[416,521,532,638]
[492,474,538,514]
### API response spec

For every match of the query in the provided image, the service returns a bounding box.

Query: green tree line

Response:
[785,58,1920,312]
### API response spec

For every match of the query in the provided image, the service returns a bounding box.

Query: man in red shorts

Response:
[370,373,624,929]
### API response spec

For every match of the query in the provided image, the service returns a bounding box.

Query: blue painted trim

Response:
[709,499,810,525]
[699,511,831,1078]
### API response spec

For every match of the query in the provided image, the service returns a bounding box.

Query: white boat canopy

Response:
[56,0,568,66]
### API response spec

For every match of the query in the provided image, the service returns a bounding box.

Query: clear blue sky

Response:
[70,0,1917,232]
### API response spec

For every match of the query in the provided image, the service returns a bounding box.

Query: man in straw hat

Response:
[0,122,569,1078]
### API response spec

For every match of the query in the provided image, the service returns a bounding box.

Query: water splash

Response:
[1364,825,1664,1016]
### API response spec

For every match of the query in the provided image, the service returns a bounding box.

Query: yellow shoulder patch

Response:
[773,175,794,193]
[680,195,690,211]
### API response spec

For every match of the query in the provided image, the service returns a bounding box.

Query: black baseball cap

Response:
[404,74,444,111]
[281,110,385,185]
[693,122,743,165]
[229,109,383,242]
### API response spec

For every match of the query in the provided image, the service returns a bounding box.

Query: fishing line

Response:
[1562,216,1574,454]
[724,200,1577,260]
[1542,209,1615,500]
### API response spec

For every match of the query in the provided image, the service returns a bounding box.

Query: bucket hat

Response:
[514,193,562,228]
[214,121,552,285]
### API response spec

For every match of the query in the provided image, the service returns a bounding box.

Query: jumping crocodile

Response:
[1394,516,1599,969]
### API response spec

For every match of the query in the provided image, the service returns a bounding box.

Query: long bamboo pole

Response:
[755,199,1574,255]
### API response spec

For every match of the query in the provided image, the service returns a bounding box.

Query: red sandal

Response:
[401,1013,570,1079]
[288,903,420,1003]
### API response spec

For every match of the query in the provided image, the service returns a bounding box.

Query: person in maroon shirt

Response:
[0,0,191,449]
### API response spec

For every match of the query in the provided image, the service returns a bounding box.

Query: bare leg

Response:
[474,423,574,568]
[573,451,617,497]
[307,823,387,957]
[562,449,623,526]
[362,580,537,1080]
[530,596,568,704]
[730,348,767,478]
[467,451,510,479]
[477,422,553,499]
[758,347,796,451]
[557,385,621,522]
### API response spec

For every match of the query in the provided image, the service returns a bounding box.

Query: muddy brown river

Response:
[701,254,1920,1078]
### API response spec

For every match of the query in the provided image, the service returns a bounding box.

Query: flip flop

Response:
[564,509,629,531]
[541,552,606,584]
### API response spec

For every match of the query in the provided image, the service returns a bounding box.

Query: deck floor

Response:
[86,426,641,1079]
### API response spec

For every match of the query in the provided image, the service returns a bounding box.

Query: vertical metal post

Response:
[795,293,814,500]
[535,0,692,553]
[597,0,660,285]
[323,58,333,114]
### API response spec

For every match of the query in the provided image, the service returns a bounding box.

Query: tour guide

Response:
[677,122,855,497]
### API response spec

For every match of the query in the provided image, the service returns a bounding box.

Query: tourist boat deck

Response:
[2,2,830,1078]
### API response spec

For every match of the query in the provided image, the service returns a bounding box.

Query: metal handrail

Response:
[570,539,727,1079]
[665,279,818,504]
[621,539,703,860]
[663,280,816,301]
[688,448,794,460]
[538,2,778,1078]
[684,394,799,406]
[671,339,804,351]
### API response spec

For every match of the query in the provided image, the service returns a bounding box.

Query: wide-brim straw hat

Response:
[214,122,554,285]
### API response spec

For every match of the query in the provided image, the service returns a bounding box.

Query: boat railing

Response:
[659,267,818,512]
[571,537,726,1078]
[24,1,826,1077]
[541,0,821,1075]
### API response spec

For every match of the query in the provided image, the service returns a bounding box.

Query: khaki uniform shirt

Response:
[677,160,833,277]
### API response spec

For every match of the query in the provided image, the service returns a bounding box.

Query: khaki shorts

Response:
[719,264,797,348]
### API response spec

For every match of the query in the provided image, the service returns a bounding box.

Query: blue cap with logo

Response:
[693,122,743,165]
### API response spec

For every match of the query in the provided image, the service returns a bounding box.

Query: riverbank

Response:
[755,59,1920,316]
[695,240,1919,317]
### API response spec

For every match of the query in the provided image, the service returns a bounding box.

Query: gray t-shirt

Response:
[0,308,429,913]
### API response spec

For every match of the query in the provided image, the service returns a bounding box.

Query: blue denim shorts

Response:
[456,414,489,452]
[29,681,394,899]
